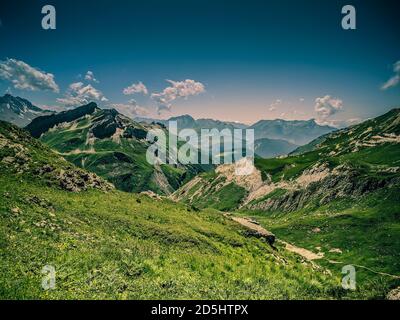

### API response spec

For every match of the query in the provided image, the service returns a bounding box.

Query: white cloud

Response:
[0,58,59,92]
[57,82,108,107]
[109,99,148,118]
[381,60,400,90]
[84,71,99,83]
[268,99,282,111]
[39,104,66,112]
[316,118,362,129]
[151,79,205,113]
[314,95,343,120]
[299,98,305,102]
[123,81,148,95]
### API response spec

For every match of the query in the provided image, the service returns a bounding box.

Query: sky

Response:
[0,0,399,125]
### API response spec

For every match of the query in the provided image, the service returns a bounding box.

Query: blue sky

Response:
[0,0,399,125]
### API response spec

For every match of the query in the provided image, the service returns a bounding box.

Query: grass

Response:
[177,172,248,211]
[0,174,347,299]
[254,151,322,182]
[1,122,347,300]
[235,187,400,299]
[2,108,400,300]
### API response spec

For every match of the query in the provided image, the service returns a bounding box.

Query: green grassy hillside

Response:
[236,186,400,297]
[171,109,400,297]
[31,105,208,195]
[0,120,357,300]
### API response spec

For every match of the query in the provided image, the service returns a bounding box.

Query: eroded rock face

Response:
[216,157,263,192]
[34,165,114,192]
[246,167,399,212]
[56,168,114,192]
[0,122,114,193]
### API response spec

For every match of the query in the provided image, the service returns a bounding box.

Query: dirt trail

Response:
[230,216,275,244]
[231,217,272,237]
[228,214,323,261]
[278,240,324,260]
[228,214,400,278]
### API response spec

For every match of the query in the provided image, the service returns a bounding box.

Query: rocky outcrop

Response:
[34,165,114,192]
[0,121,114,193]
[387,287,400,300]
[246,166,399,212]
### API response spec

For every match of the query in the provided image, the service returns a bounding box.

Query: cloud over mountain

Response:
[314,95,343,120]
[109,99,148,118]
[381,60,400,90]
[84,71,99,83]
[57,82,108,107]
[0,58,59,92]
[151,79,205,113]
[123,81,148,95]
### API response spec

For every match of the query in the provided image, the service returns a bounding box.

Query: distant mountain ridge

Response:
[254,138,298,158]
[136,115,335,158]
[249,118,336,145]
[1,94,335,159]
[137,114,246,132]
[0,94,52,127]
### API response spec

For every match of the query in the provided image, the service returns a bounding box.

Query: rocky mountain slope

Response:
[0,94,52,127]
[26,103,209,195]
[173,108,400,212]
[0,120,113,192]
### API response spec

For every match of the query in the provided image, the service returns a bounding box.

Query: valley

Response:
[0,97,399,300]
[1,0,399,303]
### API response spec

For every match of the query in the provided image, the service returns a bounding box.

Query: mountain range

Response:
[0,93,399,299]
[0,119,350,299]
[25,103,210,195]
[0,94,52,127]
[136,114,336,158]
[0,106,399,299]
[174,108,400,211]
[0,95,337,159]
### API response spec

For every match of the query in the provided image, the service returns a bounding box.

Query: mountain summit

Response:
[26,104,209,194]
[0,94,52,127]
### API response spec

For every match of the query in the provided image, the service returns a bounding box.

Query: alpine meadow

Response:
[0,0,400,302]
